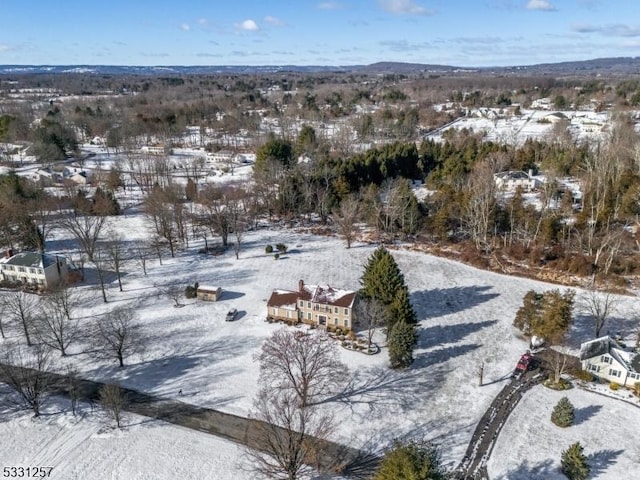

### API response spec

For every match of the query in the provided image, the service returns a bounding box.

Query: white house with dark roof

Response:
[580,336,640,387]
[267,279,358,330]
[0,251,70,288]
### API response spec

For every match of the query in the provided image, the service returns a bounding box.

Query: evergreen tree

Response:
[388,321,417,369]
[551,396,575,427]
[360,246,417,335]
[375,439,447,480]
[561,442,590,480]
[388,286,417,331]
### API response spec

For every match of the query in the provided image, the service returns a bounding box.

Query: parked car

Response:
[225,308,238,321]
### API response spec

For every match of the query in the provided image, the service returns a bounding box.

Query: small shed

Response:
[197,285,222,302]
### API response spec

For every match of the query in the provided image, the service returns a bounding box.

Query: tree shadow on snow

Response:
[417,320,498,351]
[410,286,500,320]
[496,459,561,480]
[568,314,638,349]
[588,449,624,477]
[573,404,602,426]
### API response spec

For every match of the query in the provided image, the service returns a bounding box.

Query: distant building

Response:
[267,279,357,330]
[493,170,540,192]
[0,251,71,289]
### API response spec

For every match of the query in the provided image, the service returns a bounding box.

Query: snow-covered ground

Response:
[488,385,640,479]
[3,202,640,476]
[0,395,245,480]
[426,108,611,146]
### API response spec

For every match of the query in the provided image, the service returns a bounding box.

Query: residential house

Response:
[0,251,71,289]
[493,170,540,192]
[266,280,357,330]
[580,336,640,387]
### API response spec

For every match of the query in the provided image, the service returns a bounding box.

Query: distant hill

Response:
[1,57,639,76]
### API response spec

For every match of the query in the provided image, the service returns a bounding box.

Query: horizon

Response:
[2,0,640,67]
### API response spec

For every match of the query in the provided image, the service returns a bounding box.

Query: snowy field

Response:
[488,385,640,479]
[2,200,640,476]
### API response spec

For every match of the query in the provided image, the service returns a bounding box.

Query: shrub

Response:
[571,369,593,382]
[274,253,280,260]
[609,382,619,391]
[275,243,288,253]
[551,397,574,428]
[634,382,640,396]
[184,282,199,299]
[375,439,447,480]
[265,244,273,254]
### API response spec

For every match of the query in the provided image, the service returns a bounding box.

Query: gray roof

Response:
[3,252,61,269]
[579,336,614,360]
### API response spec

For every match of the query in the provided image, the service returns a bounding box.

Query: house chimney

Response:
[528,169,534,178]
[298,279,304,292]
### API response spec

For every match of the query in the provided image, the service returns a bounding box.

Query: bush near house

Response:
[185,282,199,299]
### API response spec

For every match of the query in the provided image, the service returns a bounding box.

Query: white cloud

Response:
[0,45,11,52]
[379,0,432,15]
[197,18,209,26]
[526,0,557,11]
[317,1,344,9]
[180,23,191,31]
[235,19,259,31]
[264,15,285,26]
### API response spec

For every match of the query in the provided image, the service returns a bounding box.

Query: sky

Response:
[1,0,639,67]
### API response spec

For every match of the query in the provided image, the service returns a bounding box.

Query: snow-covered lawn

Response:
[488,385,640,479]
[3,206,640,473]
[0,396,244,480]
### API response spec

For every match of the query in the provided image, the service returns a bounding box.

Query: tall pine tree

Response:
[361,246,417,335]
[561,442,590,480]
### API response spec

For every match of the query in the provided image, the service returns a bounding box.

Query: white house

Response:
[0,251,70,289]
[580,336,640,387]
[493,170,540,192]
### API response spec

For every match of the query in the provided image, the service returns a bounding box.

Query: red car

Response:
[512,353,535,379]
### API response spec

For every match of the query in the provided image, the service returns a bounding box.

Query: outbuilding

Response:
[197,285,222,302]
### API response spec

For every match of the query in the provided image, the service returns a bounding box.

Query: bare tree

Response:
[105,230,127,292]
[333,195,359,248]
[65,365,81,416]
[0,300,7,339]
[1,291,38,346]
[463,156,502,251]
[96,306,142,367]
[34,292,80,356]
[256,329,347,408]
[579,287,619,338]
[0,344,51,417]
[160,284,185,307]
[135,243,150,276]
[547,347,570,385]
[99,383,127,428]
[354,298,386,352]
[247,387,335,480]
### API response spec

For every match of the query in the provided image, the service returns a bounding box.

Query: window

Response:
[589,364,600,372]
[307,302,311,308]
[344,308,349,315]
[287,311,291,318]
[334,318,338,325]
[29,268,37,274]
[334,307,338,314]
[18,267,26,273]
[299,301,304,307]
[609,368,621,378]
[600,355,612,364]
[343,319,348,327]
[307,313,311,320]
[271,308,276,314]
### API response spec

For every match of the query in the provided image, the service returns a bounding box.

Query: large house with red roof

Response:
[267,280,358,331]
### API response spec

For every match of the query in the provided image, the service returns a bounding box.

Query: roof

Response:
[1,252,64,269]
[580,336,640,374]
[580,336,615,360]
[267,289,299,310]
[197,285,221,293]
[310,284,357,308]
